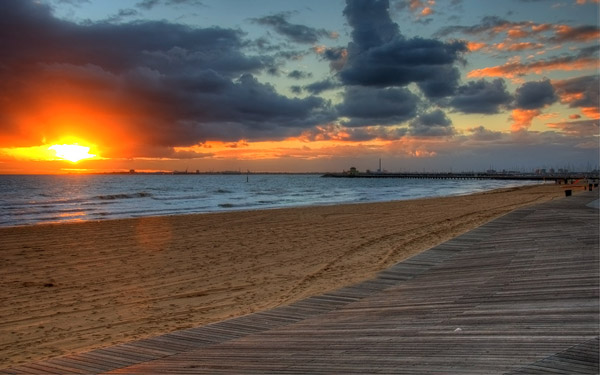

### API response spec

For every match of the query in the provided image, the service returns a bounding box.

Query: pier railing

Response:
[322,172,600,182]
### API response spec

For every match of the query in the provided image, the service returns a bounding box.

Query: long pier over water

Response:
[322,171,599,182]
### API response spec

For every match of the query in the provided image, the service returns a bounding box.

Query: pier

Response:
[322,170,599,182]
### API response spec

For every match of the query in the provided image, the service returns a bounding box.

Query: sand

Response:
[0,183,572,367]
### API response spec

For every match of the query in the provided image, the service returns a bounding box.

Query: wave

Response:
[214,188,233,194]
[151,194,209,201]
[2,197,88,207]
[95,192,153,200]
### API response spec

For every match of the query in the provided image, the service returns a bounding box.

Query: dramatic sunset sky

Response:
[0,0,598,173]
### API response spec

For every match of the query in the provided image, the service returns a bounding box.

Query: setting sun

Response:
[48,144,96,163]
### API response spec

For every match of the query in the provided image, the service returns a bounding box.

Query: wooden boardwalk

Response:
[2,191,598,374]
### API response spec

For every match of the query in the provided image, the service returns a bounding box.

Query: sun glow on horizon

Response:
[48,144,96,163]
[0,140,101,166]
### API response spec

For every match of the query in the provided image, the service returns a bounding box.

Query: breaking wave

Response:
[96,192,153,200]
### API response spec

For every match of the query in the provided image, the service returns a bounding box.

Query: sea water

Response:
[0,174,541,227]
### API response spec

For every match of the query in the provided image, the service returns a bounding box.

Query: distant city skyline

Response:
[0,0,598,174]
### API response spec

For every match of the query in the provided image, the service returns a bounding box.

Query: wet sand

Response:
[0,183,570,367]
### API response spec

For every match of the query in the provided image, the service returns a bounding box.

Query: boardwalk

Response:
[2,191,598,374]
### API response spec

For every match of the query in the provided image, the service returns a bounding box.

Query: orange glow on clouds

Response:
[510,109,541,132]
[581,107,600,119]
[175,138,380,161]
[467,42,486,52]
[1,139,100,163]
[174,135,445,164]
[468,57,598,78]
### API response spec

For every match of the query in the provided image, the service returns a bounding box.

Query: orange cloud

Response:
[581,107,600,119]
[553,24,600,42]
[531,24,553,33]
[537,112,559,120]
[467,41,486,52]
[443,19,598,50]
[406,0,435,17]
[421,7,434,16]
[507,28,528,39]
[510,109,541,131]
[172,132,454,164]
[495,41,545,51]
[468,56,598,78]
[175,138,387,161]
[554,76,600,120]
[312,45,326,54]
[547,120,600,137]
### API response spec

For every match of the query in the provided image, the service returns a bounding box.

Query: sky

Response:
[0,0,598,174]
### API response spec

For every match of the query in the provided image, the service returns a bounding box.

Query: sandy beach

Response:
[0,183,573,367]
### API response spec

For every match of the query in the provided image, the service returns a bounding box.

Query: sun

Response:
[48,144,96,163]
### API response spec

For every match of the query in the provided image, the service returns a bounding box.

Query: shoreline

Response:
[0,180,547,229]
[0,184,576,367]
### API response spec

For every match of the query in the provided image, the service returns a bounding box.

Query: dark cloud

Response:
[417,66,462,99]
[117,8,139,17]
[107,8,139,23]
[287,70,312,80]
[300,124,407,142]
[467,126,503,141]
[554,75,599,109]
[0,0,332,154]
[436,16,599,44]
[1,1,266,76]
[136,0,160,9]
[344,0,399,50]
[549,25,600,43]
[253,12,335,44]
[340,0,467,98]
[449,79,513,114]
[55,0,90,5]
[336,86,419,127]
[547,120,599,137]
[212,74,328,129]
[340,37,467,89]
[313,46,347,71]
[515,79,557,109]
[435,16,518,38]
[304,79,340,94]
[322,47,346,61]
[409,110,455,137]
[136,0,204,10]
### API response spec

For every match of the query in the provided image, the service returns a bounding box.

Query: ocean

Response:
[0,174,542,227]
